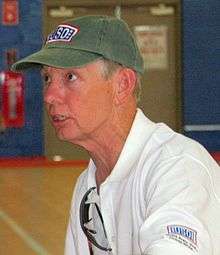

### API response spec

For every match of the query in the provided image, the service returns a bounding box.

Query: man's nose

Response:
[43,82,63,105]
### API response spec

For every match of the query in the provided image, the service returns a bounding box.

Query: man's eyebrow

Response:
[40,68,48,74]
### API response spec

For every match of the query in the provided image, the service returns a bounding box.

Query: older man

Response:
[12,15,220,255]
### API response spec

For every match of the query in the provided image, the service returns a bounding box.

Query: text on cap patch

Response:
[46,24,79,43]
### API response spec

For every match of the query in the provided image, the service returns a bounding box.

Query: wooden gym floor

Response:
[0,159,86,255]
[0,154,219,255]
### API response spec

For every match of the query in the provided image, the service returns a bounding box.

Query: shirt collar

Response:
[87,108,156,184]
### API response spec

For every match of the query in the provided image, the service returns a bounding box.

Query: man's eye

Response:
[43,74,51,84]
[67,73,77,81]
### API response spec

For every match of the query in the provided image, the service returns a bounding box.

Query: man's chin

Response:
[56,129,77,143]
[55,129,69,141]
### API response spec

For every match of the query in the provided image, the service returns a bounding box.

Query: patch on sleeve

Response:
[46,24,79,43]
[166,225,198,252]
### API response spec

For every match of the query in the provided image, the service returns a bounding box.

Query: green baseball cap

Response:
[11,15,144,74]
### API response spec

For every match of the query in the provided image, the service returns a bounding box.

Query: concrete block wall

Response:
[182,0,220,151]
[0,0,44,157]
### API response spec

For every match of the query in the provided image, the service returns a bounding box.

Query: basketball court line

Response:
[0,209,51,255]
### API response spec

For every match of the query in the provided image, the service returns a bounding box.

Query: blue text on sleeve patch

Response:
[167,225,197,245]
[46,24,79,43]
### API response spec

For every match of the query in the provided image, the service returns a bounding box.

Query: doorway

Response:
[43,0,182,160]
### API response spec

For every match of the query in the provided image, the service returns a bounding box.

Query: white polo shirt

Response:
[65,109,220,255]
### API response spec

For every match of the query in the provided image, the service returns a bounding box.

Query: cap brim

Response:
[11,47,102,71]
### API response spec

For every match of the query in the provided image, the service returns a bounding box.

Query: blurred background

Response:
[0,0,219,254]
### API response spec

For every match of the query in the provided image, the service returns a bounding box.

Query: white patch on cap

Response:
[46,24,79,43]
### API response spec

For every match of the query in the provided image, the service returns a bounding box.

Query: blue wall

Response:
[0,0,44,157]
[0,1,219,157]
[182,0,220,151]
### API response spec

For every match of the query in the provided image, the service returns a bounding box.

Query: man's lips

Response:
[51,114,69,124]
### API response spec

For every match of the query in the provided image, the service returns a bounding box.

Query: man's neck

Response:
[89,106,137,190]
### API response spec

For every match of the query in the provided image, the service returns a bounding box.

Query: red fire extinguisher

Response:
[0,71,24,128]
[0,50,25,129]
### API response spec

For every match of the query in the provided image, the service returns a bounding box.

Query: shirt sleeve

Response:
[139,156,213,255]
[64,217,77,255]
[64,170,89,255]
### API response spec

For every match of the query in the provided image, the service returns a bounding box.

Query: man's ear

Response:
[114,68,136,105]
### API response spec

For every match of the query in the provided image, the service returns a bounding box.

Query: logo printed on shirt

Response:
[167,225,197,245]
[46,24,79,43]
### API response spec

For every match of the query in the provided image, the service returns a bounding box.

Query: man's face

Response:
[42,60,115,145]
